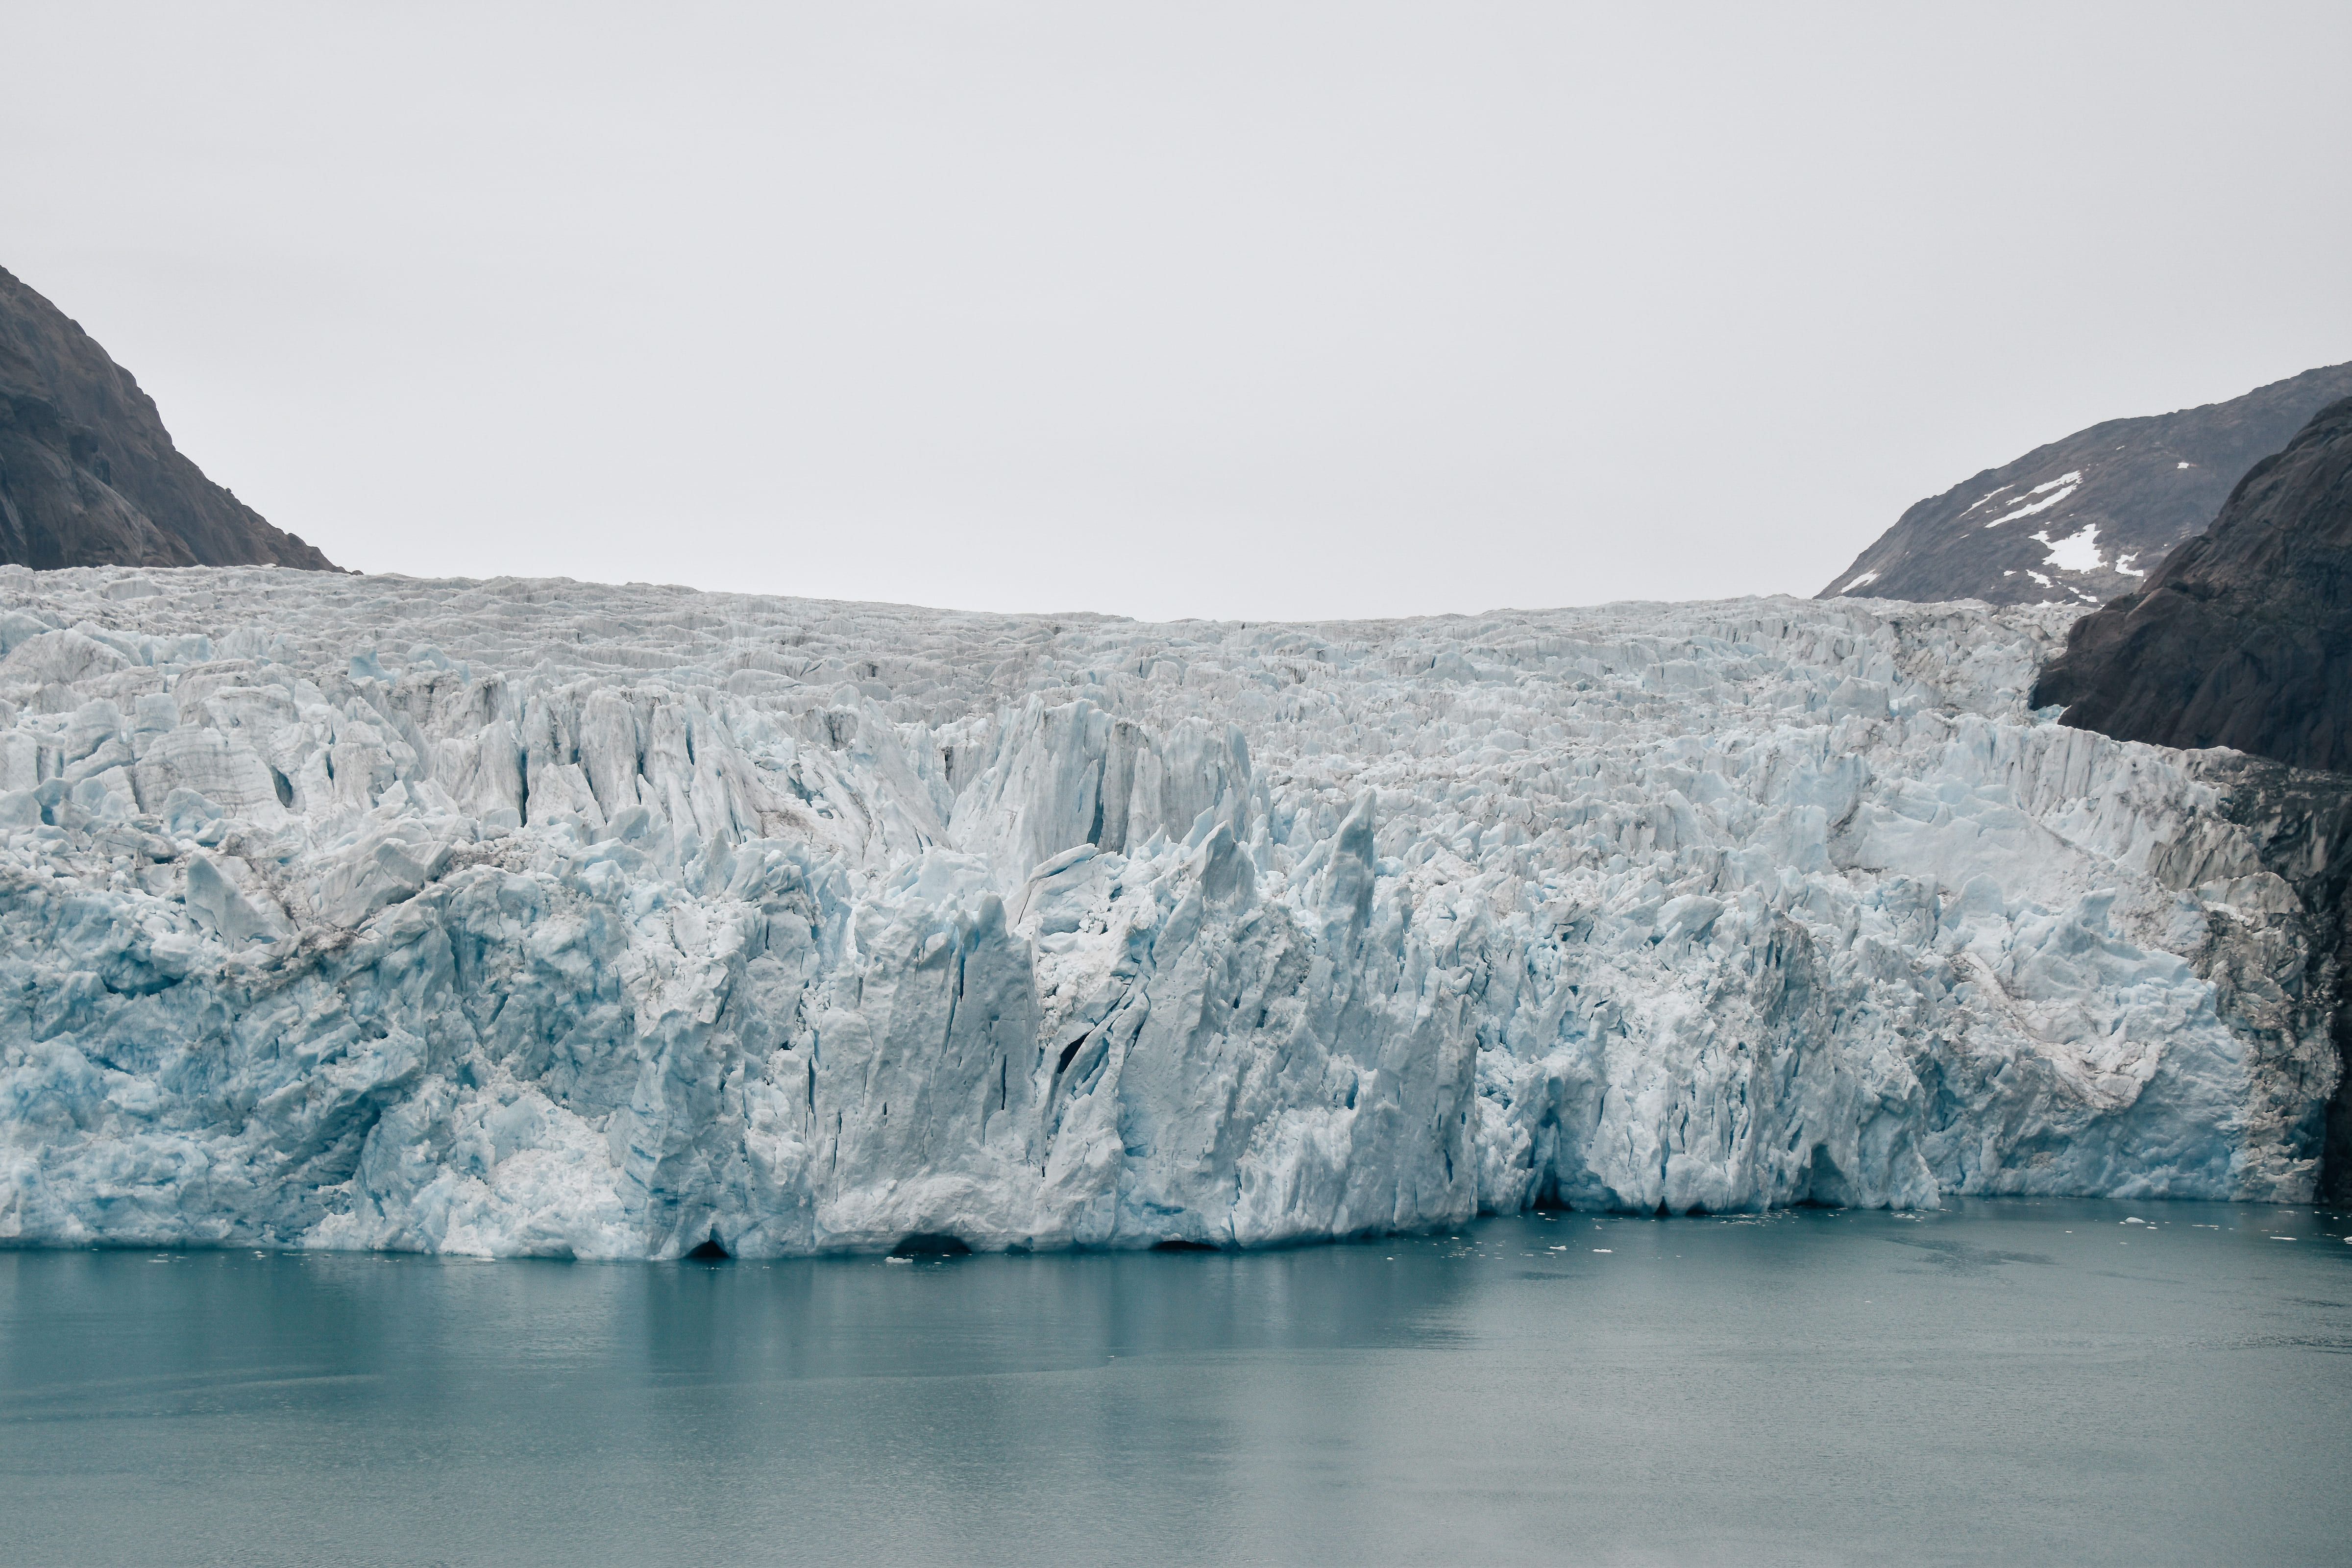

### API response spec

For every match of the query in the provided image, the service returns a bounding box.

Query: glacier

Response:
[0,564,2339,1258]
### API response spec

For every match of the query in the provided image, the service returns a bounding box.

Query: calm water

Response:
[3,1201,2349,1568]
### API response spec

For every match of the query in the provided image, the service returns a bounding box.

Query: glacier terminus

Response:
[0,565,2340,1258]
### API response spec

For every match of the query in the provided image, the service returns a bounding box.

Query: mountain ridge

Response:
[0,265,337,572]
[1820,362,2352,608]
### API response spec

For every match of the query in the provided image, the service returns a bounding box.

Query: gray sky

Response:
[4,2,2349,621]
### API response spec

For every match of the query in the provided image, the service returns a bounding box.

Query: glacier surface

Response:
[0,565,2338,1257]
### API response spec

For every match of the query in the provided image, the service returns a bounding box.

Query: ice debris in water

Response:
[0,564,2338,1259]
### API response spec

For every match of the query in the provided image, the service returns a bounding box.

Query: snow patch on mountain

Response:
[2034,523,2108,575]
[1986,472,2084,528]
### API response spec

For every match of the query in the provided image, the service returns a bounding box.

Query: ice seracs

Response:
[0,565,2338,1257]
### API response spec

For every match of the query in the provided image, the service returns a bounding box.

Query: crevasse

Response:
[0,566,2335,1257]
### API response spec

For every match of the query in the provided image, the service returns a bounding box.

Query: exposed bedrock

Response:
[0,567,2340,1256]
[0,265,337,572]
[2034,396,2352,773]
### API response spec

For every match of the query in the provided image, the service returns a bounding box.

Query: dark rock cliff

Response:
[0,265,337,572]
[2167,756,2352,1205]
[2034,396,2352,1201]
[1820,363,2352,608]
[2033,396,2352,770]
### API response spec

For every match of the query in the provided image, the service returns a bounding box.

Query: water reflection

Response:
[2,1201,2348,1567]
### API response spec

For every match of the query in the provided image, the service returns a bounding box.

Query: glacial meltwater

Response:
[4,1201,2349,1568]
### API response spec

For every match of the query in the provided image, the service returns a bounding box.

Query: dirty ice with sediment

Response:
[0,566,2334,1258]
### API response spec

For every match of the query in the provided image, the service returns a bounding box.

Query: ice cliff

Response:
[0,566,2339,1257]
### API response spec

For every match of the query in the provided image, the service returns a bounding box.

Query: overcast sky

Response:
[4,3,2349,621]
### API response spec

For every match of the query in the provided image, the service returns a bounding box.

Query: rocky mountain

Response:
[1820,362,2352,608]
[2034,396,2352,771]
[0,266,336,572]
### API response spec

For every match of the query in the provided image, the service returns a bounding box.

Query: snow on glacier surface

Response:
[0,565,2336,1258]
